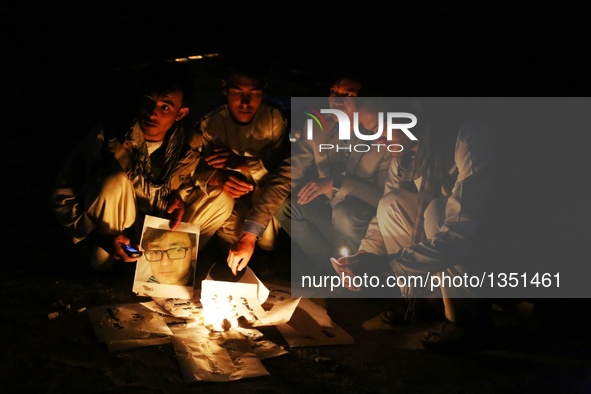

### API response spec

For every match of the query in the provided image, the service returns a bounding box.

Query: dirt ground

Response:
[1,222,591,393]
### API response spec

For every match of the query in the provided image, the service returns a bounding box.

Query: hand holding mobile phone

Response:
[121,243,142,258]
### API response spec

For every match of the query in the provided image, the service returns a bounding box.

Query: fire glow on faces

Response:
[225,74,265,125]
[138,90,188,142]
[327,78,362,121]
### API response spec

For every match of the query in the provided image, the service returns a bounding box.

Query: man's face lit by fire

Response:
[224,73,265,124]
[138,90,189,142]
[328,78,361,121]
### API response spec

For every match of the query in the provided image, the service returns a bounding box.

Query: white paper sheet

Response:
[200,271,303,329]
[171,331,270,383]
[205,265,270,304]
[89,271,354,383]
[145,297,204,320]
[86,303,173,352]
[200,279,268,329]
[260,284,355,347]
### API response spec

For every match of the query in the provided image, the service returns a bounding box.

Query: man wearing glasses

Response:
[141,228,197,286]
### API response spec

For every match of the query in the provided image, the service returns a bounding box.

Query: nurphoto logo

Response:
[305,109,417,141]
[301,98,418,153]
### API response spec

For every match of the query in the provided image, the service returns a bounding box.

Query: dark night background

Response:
[1,1,591,392]
[4,1,589,289]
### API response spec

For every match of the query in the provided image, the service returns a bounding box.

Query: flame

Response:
[203,307,238,332]
[339,247,349,257]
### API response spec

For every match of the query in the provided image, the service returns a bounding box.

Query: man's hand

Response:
[166,196,185,231]
[227,233,257,276]
[205,147,231,168]
[331,252,370,291]
[297,178,334,205]
[205,147,247,172]
[331,252,386,292]
[92,231,140,263]
[222,175,254,199]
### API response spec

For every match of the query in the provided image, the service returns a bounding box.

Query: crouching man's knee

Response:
[184,191,235,250]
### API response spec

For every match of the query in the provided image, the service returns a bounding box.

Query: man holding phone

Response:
[49,62,232,269]
[121,244,143,258]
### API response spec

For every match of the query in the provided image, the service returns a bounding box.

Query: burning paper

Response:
[171,331,271,383]
[200,269,302,330]
[205,264,270,304]
[200,279,268,331]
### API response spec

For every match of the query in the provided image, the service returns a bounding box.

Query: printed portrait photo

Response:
[133,215,200,299]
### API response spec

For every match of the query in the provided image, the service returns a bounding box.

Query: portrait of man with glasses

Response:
[141,228,197,286]
[133,215,199,298]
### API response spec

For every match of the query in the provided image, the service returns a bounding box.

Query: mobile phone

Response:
[121,244,142,258]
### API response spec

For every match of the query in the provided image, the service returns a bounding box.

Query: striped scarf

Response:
[127,121,188,215]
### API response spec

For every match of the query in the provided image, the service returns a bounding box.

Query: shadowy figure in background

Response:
[50,62,232,269]
[332,97,496,351]
[140,228,197,286]
[276,73,393,275]
[198,59,291,276]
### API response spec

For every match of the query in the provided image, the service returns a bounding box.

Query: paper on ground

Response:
[143,297,203,320]
[200,269,300,328]
[200,279,268,328]
[264,284,355,347]
[86,303,173,352]
[205,265,270,304]
[144,270,299,328]
[276,297,355,348]
[168,319,287,383]
[171,330,271,383]
[275,321,354,347]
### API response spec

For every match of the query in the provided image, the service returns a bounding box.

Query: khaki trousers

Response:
[85,170,233,267]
